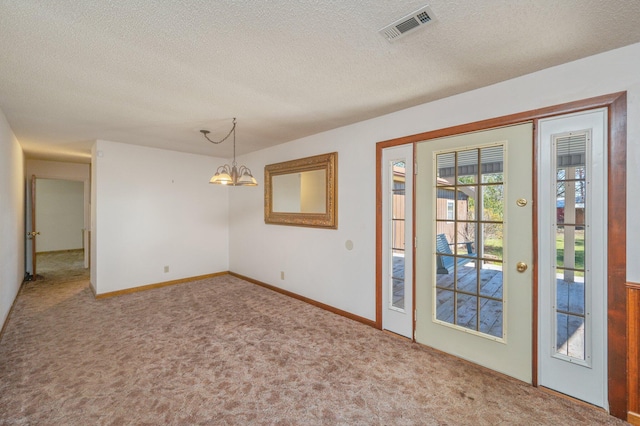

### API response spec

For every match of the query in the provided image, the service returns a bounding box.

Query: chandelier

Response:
[200,118,257,186]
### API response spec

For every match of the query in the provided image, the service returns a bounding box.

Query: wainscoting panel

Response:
[629,282,640,425]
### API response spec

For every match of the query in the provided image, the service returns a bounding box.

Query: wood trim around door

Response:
[30,175,37,281]
[531,119,540,387]
[374,91,627,420]
[607,92,628,419]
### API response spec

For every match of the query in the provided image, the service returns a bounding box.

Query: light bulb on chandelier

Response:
[200,118,257,186]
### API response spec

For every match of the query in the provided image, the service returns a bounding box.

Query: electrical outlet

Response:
[280,271,285,280]
[164,265,169,273]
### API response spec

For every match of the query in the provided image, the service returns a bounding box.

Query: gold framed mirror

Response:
[264,152,337,228]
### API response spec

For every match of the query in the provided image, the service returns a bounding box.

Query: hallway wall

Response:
[0,108,24,329]
[35,179,85,252]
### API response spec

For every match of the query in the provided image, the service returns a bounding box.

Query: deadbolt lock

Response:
[516,198,528,207]
[516,262,528,273]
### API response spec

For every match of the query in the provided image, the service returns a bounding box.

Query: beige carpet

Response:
[0,275,624,425]
[34,249,89,284]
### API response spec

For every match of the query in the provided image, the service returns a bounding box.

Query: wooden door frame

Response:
[30,175,37,281]
[375,92,627,419]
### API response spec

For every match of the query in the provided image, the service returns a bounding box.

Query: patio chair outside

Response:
[436,233,475,274]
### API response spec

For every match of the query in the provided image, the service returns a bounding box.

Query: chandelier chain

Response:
[200,118,236,145]
[201,116,257,186]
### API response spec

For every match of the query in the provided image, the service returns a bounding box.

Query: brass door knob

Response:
[516,262,528,273]
[516,198,527,207]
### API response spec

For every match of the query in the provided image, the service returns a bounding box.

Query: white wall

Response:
[26,159,90,181]
[24,159,91,273]
[229,126,376,319]
[35,179,84,252]
[229,42,640,321]
[91,140,230,294]
[0,108,24,329]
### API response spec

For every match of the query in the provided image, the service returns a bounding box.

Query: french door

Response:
[537,109,608,409]
[381,145,414,338]
[415,123,533,382]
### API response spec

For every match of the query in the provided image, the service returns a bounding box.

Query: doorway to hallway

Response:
[29,177,89,283]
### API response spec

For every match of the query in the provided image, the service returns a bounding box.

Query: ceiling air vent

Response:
[379,5,435,42]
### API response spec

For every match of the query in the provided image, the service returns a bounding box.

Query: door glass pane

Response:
[480,298,503,337]
[556,268,585,316]
[392,278,405,310]
[434,145,505,339]
[436,267,455,289]
[436,187,456,220]
[436,289,455,322]
[457,149,478,185]
[480,265,503,299]
[573,167,586,227]
[456,222,476,255]
[482,184,504,221]
[556,312,585,360]
[436,153,455,184]
[482,222,503,261]
[480,145,504,183]
[457,186,477,220]
[456,293,478,331]
[554,134,587,362]
[556,225,585,275]
[390,160,406,311]
[455,262,478,294]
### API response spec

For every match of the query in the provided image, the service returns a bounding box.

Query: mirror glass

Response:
[265,152,337,228]
[272,169,327,213]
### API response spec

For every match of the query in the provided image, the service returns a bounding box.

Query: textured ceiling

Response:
[1,1,640,162]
